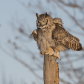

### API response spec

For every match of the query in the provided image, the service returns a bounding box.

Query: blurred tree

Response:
[1,0,84,84]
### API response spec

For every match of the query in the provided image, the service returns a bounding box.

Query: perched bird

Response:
[31,13,82,59]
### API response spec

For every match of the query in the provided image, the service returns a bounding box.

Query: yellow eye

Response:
[43,20,45,22]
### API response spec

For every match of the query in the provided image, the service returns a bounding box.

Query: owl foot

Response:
[54,54,61,60]
[39,48,61,59]
[54,49,61,60]
[39,47,54,56]
[45,52,53,56]
[44,52,61,59]
[39,52,53,55]
[39,51,61,59]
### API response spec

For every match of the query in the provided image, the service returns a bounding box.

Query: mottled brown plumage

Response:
[52,23,82,51]
[31,13,82,59]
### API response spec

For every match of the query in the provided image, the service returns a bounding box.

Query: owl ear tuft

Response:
[36,13,40,18]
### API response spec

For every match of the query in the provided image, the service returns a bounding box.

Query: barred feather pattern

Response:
[62,38,82,51]
[52,23,82,51]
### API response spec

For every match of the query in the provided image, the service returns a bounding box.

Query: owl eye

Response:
[43,20,45,22]
[38,21,41,24]
[43,19,47,23]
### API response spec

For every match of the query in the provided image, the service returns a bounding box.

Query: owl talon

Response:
[45,53,61,59]
[53,54,61,59]
[45,52,49,55]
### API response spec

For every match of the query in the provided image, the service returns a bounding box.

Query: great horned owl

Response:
[31,13,82,59]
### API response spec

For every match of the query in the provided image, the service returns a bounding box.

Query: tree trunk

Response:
[44,54,57,84]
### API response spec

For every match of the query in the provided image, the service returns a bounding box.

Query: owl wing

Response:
[52,23,82,51]
[31,29,37,41]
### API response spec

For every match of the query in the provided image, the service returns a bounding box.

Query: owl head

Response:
[36,13,53,29]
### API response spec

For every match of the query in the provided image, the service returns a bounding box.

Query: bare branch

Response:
[64,52,84,83]
[0,43,43,80]
[53,0,84,30]
[58,0,84,9]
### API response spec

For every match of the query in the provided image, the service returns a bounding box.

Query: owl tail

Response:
[69,43,82,51]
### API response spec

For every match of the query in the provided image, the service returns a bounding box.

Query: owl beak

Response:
[37,26,45,29]
[37,25,40,28]
[37,25,42,29]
